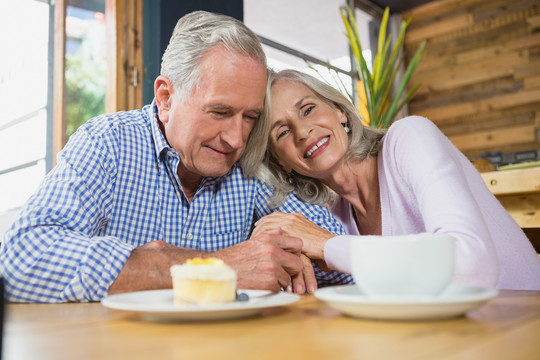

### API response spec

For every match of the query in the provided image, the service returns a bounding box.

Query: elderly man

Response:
[0,11,352,303]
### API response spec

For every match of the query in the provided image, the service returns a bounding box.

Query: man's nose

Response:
[222,114,245,149]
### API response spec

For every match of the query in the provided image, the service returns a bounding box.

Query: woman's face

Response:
[269,79,349,179]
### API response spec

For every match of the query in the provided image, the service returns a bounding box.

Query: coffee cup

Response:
[350,233,455,297]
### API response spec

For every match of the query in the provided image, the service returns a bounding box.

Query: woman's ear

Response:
[278,160,292,174]
[154,75,173,123]
[270,151,293,174]
[337,108,347,126]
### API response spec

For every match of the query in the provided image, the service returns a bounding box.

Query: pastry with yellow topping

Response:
[170,257,237,305]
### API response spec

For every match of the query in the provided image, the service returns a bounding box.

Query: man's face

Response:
[156,47,267,182]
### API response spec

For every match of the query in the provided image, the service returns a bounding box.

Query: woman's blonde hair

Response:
[259,69,385,207]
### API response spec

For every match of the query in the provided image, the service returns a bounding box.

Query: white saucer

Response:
[101,289,299,321]
[314,284,498,320]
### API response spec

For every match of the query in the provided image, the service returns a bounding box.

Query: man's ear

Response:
[154,75,174,123]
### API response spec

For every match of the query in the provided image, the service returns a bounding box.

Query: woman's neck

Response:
[325,156,381,234]
[325,157,377,199]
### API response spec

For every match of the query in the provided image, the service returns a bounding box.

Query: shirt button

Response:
[186,233,193,240]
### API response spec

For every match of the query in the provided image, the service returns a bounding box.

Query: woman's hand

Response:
[253,212,334,261]
[290,254,319,294]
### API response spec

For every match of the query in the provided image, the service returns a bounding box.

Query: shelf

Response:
[480,167,540,196]
[480,167,540,229]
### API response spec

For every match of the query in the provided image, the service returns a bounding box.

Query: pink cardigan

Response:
[327,116,540,290]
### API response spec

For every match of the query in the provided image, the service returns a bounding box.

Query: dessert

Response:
[170,257,237,305]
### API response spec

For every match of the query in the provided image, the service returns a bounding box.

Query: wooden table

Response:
[3,290,540,360]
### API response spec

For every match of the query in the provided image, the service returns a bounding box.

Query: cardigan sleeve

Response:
[381,116,499,287]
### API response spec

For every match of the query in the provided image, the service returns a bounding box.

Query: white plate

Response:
[314,284,498,320]
[101,289,300,321]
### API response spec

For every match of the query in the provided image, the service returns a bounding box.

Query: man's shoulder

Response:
[82,108,148,136]
[220,165,259,186]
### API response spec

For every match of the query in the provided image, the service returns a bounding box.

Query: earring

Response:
[287,173,295,185]
[342,122,350,133]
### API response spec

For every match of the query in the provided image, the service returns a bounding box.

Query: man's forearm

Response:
[108,241,202,295]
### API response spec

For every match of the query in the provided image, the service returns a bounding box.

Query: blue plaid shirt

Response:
[1,102,352,303]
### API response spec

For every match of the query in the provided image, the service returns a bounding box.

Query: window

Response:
[244,0,375,104]
[0,0,50,214]
[64,1,107,138]
[0,0,142,219]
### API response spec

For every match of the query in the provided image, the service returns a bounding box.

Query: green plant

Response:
[340,5,425,129]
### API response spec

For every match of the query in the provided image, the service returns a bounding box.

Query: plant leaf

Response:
[380,40,426,126]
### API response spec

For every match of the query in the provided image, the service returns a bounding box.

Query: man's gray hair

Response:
[161,11,268,176]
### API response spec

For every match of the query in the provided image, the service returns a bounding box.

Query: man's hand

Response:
[108,231,307,295]
[253,212,334,261]
[215,230,304,293]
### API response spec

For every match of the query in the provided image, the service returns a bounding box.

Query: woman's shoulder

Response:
[384,116,443,147]
[387,116,438,136]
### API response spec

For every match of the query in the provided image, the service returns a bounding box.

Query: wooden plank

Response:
[411,74,522,106]
[473,0,540,24]
[410,20,530,55]
[419,89,540,121]
[105,0,119,113]
[403,0,540,162]
[407,7,535,52]
[126,0,137,110]
[406,13,474,43]
[417,33,540,73]
[506,32,540,51]
[524,75,540,90]
[416,44,503,73]
[490,88,540,110]
[440,111,535,136]
[480,167,540,195]
[514,62,540,78]
[105,0,143,112]
[449,125,535,151]
[413,52,524,91]
[491,193,540,228]
[527,14,540,30]
[52,0,66,165]
[403,0,482,23]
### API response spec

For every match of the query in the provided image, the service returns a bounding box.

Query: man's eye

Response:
[276,129,290,140]
[245,114,260,121]
[303,105,315,117]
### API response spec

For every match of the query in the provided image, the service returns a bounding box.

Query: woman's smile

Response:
[304,136,330,159]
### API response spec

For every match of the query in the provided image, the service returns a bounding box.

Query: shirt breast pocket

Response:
[203,230,246,252]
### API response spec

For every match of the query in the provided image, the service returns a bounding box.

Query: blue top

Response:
[0,102,352,302]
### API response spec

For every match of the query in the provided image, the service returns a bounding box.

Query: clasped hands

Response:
[109,212,334,296]
[249,211,335,294]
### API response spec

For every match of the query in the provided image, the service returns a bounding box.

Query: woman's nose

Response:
[295,122,312,142]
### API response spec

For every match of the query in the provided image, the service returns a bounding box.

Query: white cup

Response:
[350,233,455,297]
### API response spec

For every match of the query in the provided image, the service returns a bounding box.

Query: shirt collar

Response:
[146,99,172,162]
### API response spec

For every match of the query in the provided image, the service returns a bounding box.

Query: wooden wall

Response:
[402,0,540,159]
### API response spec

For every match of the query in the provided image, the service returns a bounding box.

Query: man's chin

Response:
[199,164,235,178]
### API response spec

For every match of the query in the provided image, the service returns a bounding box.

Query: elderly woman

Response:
[254,69,540,291]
